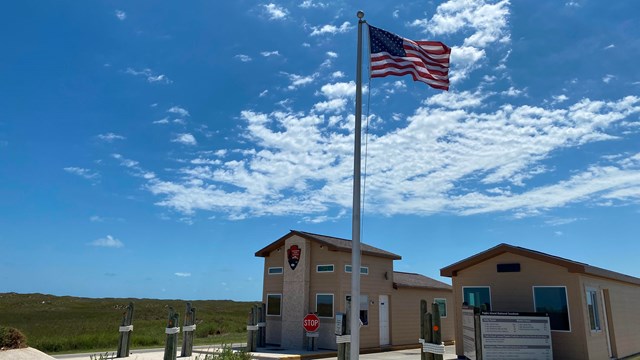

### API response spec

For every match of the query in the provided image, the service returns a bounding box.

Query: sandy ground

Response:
[0,347,56,360]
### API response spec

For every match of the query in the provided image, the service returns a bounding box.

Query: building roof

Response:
[254,230,402,260]
[440,243,640,286]
[393,271,452,291]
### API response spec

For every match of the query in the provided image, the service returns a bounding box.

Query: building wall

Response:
[579,274,640,359]
[261,236,456,351]
[390,287,455,345]
[262,246,284,345]
[450,252,588,360]
[308,243,396,349]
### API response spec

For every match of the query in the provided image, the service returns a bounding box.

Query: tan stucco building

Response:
[255,230,455,350]
[441,243,640,360]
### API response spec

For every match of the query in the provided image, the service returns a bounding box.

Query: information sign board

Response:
[462,307,476,360]
[480,312,552,360]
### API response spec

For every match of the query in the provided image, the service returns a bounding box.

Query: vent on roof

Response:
[497,263,521,273]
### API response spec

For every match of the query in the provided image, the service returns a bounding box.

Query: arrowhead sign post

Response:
[303,313,320,332]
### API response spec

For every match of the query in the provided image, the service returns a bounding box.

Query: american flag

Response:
[369,25,451,91]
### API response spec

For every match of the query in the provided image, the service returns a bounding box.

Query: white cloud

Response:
[264,3,288,20]
[153,118,170,124]
[235,54,252,62]
[90,235,124,248]
[412,0,510,47]
[565,1,580,7]
[326,51,338,58]
[90,215,104,222]
[310,21,353,36]
[392,10,400,18]
[449,46,486,83]
[174,272,192,277]
[259,90,269,97]
[141,96,640,219]
[112,153,139,168]
[602,74,615,84]
[604,44,615,50]
[312,98,347,113]
[551,94,569,104]
[317,81,356,99]
[501,86,524,97]
[125,68,172,84]
[261,51,281,57]
[282,72,319,90]
[97,133,125,142]
[299,0,327,8]
[115,10,126,21]
[64,167,99,180]
[167,106,190,117]
[172,133,197,146]
[425,90,490,109]
[410,0,510,83]
[331,71,345,79]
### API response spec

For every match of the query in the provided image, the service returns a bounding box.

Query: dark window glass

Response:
[317,265,334,272]
[317,294,334,317]
[534,287,570,331]
[463,287,491,311]
[434,299,447,317]
[497,263,521,272]
[267,294,281,316]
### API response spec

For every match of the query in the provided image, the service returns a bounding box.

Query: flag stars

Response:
[370,26,406,57]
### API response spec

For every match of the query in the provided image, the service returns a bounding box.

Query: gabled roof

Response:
[254,230,401,260]
[440,243,640,286]
[393,271,452,291]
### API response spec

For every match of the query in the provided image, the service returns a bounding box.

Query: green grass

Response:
[0,292,258,354]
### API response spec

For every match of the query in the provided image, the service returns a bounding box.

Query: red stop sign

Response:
[303,313,320,332]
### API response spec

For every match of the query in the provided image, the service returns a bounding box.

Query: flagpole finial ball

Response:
[357,10,364,19]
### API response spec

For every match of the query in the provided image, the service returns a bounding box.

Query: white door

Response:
[379,295,390,345]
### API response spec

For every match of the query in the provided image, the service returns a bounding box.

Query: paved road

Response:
[52,346,458,360]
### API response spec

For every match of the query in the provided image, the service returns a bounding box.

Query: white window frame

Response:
[266,293,282,317]
[532,286,571,332]
[345,264,369,275]
[267,267,283,275]
[316,293,334,318]
[316,264,335,273]
[586,287,601,332]
[462,286,492,310]
[434,298,447,318]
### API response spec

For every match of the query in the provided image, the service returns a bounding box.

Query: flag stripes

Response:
[369,25,451,91]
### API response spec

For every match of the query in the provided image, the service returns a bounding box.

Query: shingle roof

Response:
[440,243,640,286]
[393,271,452,290]
[254,230,401,260]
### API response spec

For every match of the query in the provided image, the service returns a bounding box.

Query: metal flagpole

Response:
[350,10,365,360]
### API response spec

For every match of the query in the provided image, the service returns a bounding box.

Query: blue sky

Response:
[1,0,639,301]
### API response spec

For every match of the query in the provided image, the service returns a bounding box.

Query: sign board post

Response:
[303,313,320,351]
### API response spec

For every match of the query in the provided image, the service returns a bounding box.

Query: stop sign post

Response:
[303,313,320,332]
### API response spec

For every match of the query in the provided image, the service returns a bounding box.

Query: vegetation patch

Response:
[0,326,27,350]
[0,293,257,354]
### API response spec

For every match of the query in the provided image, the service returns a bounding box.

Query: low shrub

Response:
[0,326,27,350]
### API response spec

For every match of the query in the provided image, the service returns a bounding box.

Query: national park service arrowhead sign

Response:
[287,244,301,270]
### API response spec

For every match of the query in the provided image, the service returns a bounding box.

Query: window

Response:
[463,287,491,311]
[266,294,281,316]
[317,264,334,273]
[345,265,369,274]
[533,286,570,331]
[268,267,283,275]
[434,298,447,317]
[586,289,601,331]
[497,263,521,272]
[345,294,369,325]
[316,294,334,318]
